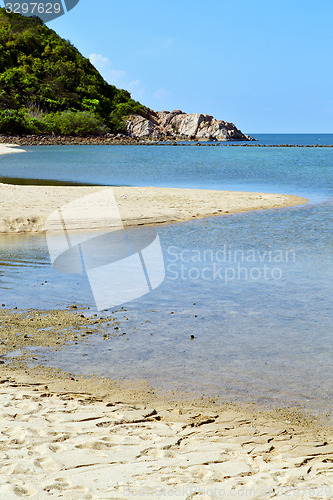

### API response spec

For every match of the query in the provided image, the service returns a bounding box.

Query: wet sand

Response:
[0,309,333,498]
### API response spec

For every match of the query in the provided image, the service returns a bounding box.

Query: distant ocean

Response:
[0,134,332,419]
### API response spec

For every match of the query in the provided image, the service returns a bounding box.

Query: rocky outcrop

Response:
[126,110,255,141]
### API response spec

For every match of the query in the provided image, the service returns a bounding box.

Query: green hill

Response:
[0,8,147,135]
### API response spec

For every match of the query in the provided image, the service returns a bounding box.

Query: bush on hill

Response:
[0,8,148,135]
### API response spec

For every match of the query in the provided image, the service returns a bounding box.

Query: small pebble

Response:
[191,335,195,340]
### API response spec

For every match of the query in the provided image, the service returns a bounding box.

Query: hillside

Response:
[0,8,147,135]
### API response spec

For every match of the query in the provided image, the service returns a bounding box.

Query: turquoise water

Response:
[1,137,333,201]
[0,135,332,417]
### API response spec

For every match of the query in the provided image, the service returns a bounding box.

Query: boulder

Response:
[126,115,158,138]
[126,110,254,141]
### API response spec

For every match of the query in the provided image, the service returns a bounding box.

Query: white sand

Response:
[0,376,332,499]
[0,143,27,155]
[0,183,308,233]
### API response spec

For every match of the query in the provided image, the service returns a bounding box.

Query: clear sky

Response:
[48,0,333,133]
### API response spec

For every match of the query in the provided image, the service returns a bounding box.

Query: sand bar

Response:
[0,142,307,232]
[0,183,308,233]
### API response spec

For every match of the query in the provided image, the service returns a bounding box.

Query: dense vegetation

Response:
[0,8,147,135]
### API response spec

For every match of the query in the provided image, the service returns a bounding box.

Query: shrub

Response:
[0,109,26,134]
[44,110,107,136]
[108,112,127,133]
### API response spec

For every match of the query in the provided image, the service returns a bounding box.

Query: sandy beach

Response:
[1,144,330,498]
[0,361,333,499]
[0,183,308,234]
[0,143,27,155]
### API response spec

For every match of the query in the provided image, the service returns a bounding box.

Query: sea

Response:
[0,134,332,419]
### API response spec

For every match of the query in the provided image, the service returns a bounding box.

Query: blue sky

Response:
[49,0,333,133]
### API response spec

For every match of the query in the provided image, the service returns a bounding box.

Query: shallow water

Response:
[0,135,332,417]
[1,203,332,417]
[1,136,333,201]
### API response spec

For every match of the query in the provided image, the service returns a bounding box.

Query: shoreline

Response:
[1,308,331,431]
[1,352,333,498]
[1,135,333,147]
[2,144,331,496]
[1,304,333,498]
[0,183,308,234]
[0,143,27,155]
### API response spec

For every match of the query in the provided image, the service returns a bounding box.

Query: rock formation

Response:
[126,110,254,141]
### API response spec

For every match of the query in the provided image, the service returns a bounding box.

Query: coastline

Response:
[1,144,331,496]
[1,135,333,147]
[0,142,313,234]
